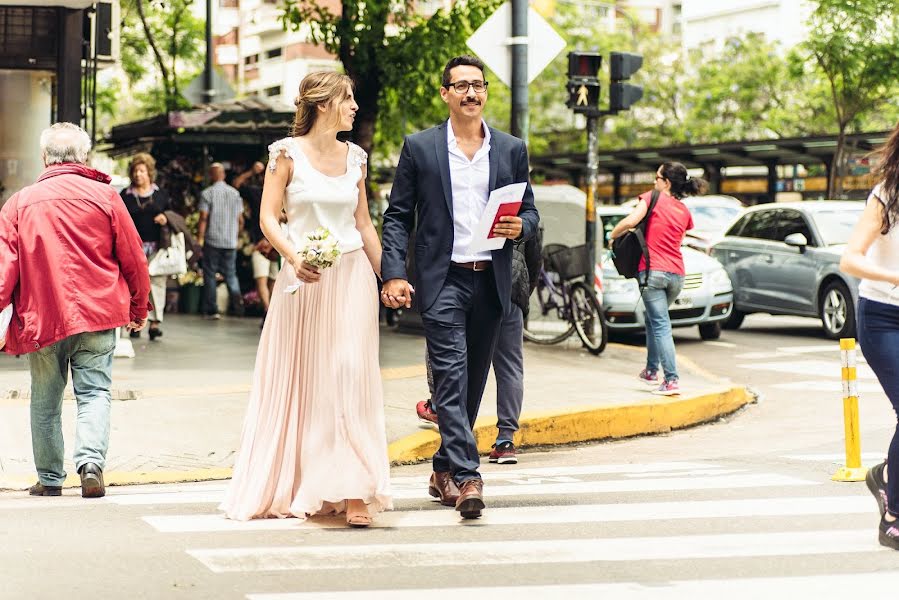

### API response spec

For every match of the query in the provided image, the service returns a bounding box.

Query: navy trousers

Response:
[421,265,503,485]
[858,297,899,515]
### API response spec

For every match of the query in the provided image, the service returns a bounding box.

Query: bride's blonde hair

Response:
[290,71,354,137]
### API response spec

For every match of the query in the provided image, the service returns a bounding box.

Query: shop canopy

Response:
[104,97,295,158]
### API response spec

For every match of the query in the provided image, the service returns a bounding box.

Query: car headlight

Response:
[709,267,732,294]
[604,276,638,296]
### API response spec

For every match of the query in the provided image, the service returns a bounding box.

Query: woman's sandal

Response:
[346,509,373,528]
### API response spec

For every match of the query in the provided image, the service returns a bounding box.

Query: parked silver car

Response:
[598,206,735,340]
[710,201,862,339]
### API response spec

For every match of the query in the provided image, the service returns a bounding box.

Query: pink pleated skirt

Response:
[220,250,393,521]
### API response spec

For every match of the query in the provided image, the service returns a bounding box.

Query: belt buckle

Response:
[473,261,487,272]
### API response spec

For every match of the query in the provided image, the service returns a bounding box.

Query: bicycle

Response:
[523,243,607,355]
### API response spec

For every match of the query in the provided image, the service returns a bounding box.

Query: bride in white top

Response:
[219,71,392,528]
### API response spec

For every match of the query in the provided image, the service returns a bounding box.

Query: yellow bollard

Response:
[832,338,868,482]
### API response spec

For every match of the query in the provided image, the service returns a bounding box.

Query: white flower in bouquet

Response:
[285,227,342,294]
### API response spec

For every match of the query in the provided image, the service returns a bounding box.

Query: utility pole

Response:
[203,0,215,104]
[510,0,528,144]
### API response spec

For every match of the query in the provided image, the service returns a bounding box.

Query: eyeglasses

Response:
[446,80,489,94]
[655,175,666,181]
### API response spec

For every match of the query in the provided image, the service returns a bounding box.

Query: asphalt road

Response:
[2,313,895,600]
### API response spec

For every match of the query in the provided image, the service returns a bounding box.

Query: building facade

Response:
[679,0,812,52]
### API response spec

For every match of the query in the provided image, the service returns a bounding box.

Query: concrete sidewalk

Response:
[0,314,753,490]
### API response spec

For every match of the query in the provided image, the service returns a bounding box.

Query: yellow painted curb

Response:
[388,386,755,464]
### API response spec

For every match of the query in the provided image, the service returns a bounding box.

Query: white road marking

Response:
[736,360,875,379]
[110,473,816,506]
[771,381,884,393]
[188,529,882,573]
[246,572,899,599]
[782,452,884,463]
[143,495,872,533]
[704,341,737,348]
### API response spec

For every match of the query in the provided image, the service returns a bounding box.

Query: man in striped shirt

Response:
[197,163,244,319]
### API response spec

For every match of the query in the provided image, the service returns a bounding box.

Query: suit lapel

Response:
[434,122,454,218]
[488,126,498,192]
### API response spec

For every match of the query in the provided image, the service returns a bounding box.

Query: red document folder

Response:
[487,201,523,238]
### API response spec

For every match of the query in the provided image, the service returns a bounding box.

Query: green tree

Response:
[801,0,899,197]
[119,0,206,114]
[280,0,502,169]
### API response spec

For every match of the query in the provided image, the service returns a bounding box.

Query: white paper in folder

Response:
[0,304,12,342]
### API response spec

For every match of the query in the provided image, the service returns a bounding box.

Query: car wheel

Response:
[698,321,722,340]
[723,307,745,330]
[820,280,856,340]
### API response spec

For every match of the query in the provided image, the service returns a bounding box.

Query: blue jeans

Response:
[858,297,899,515]
[201,245,241,315]
[28,329,116,485]
[640,270,684,382]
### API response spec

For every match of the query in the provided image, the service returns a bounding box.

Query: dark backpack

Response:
[610,190,660,285]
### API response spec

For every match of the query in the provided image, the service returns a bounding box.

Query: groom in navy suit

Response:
[381,55,539,519]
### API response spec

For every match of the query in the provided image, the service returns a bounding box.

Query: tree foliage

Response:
[800,0,899,196]
[280,0,502,166]
[118,0,206,114]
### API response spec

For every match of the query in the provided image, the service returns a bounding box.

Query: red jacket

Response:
[0,163,150,355]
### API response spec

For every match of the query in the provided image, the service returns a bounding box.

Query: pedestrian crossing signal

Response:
[567,81,600,113]
[567,52,602,115]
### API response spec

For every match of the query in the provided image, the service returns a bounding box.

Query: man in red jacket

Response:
[0,122,150,499]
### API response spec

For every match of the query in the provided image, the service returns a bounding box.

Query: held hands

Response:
[381,279,415,309]
[153,213,168,226]
[493,215,523,240]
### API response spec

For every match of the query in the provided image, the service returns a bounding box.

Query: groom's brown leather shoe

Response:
[455,478,485,519]
[428,471,460,507]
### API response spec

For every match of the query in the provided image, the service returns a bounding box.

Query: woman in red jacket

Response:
[610,162,707,396]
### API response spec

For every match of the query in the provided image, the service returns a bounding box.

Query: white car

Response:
[598,206,735,340]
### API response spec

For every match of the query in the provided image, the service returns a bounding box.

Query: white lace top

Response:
[859,184,899,306]
[267,137,367,254]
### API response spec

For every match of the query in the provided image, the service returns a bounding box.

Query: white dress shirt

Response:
[447,119,492,263]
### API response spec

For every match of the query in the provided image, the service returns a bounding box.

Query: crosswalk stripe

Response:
[112,473,816,506]
[142,495,872,533]
[245,572,899,600]
[188,529,883,573]
[772,381,883,393]
[782,452,884,463]
[737,360,875,378]
[388,461,725,483]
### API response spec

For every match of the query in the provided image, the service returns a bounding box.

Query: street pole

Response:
[510,0,528,144]
[584,115,599,282]
[203,0,215,104]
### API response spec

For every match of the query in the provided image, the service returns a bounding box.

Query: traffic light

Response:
[609,51,643,113]
[566,51,602,115]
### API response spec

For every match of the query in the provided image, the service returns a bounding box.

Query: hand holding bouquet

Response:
[285,227,342,294]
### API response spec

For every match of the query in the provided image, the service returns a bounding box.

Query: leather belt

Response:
[451,260,492,272]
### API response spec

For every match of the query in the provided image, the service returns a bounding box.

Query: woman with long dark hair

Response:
[840,121,899,550]
[610,162,707,395]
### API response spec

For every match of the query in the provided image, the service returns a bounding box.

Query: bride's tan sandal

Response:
[346,510,372,528]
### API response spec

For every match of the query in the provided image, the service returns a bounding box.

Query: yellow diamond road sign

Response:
[466,1,567,88]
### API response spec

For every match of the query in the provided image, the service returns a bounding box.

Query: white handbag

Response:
[148,232,187,276]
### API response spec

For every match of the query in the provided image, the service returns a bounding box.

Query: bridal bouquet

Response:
[284,227,342,294]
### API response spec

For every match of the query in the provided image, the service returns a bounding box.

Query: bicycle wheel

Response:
[523,271,575,344]
[569,281,607,355]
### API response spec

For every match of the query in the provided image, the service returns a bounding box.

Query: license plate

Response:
[674,295,694,309]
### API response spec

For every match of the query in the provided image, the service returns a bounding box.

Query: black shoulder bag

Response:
[610,190,660,287]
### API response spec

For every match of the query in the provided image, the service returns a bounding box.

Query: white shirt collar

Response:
[446,119,491,150]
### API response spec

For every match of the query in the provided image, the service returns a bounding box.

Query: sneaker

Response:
[652,378,680,396]
[880,515,899,550]
[489,441,518,464]
[867,461,888,518]
[637,369,658,386]
[204,313,221,320]
[416,400,438,427]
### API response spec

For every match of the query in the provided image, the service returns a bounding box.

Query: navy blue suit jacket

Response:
[381,121,540,314]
